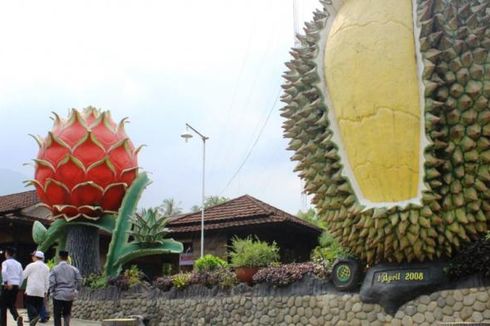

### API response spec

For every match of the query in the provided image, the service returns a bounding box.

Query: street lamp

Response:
[181,123,208,258]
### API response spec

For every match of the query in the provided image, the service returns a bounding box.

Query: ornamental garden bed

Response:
[79,272,340,302]
[81,261,348,300]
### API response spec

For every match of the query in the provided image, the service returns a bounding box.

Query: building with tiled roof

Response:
[168,195,322,268]
[0,190,52,274]
[0,191,322,276]
[0,190,50,223]
[169,195,321,233]
[0,190,39,213]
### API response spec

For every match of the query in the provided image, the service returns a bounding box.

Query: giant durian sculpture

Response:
[282,0,490,264]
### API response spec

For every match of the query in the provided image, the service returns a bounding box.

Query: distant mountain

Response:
[0,169,31,195]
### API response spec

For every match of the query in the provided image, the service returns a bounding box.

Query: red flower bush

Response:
[252,263,328,287]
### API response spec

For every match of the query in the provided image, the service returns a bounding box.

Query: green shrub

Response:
[107,265,144,290]
[124,265,143,287]
[83,274,108,289]
[194,254,228,272]
[229,236,280,268]
[155,269,237,291]
[311,231,351,268]
[172,273,192,289]
[46,258,56,270]
[217,269,238,289]
[446,234,490,280]
[162,263,173,276]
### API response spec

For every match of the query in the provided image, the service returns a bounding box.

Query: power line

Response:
[220,87,282,195]
[219,11,256,133]
[214,1,280,171]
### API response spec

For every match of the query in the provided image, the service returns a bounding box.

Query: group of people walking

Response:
[1,248,82,326]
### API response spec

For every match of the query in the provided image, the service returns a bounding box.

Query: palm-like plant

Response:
[128,208,170,244]
[158,198,182,217]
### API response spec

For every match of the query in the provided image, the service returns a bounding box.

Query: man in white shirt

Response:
[23,251,49,326]
[0,247,23,326]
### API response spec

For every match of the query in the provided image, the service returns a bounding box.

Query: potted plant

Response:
[229,236,280,284]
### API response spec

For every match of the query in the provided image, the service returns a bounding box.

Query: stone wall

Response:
[72,285,490,325]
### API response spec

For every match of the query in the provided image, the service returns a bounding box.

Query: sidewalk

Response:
[6,309,100,326]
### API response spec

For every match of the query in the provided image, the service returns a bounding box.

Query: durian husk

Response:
[281,0,490,264]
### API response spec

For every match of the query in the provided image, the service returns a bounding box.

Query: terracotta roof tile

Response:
[168,195,321,234]
[0,190,40,214]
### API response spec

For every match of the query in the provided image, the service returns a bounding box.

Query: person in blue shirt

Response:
[0,247,24,326]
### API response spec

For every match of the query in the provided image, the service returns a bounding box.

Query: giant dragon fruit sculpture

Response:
[29,108,182,277]
[30,107,140,220]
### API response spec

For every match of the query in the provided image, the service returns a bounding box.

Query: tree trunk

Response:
[66,225,101,276]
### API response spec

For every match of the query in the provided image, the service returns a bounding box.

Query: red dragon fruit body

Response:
[29,108,140,221]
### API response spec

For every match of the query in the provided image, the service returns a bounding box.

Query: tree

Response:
[297,208,326,229]
[157,198,183,218]
[190,205,201,213]
[191,196,229,212]
[204,196,229,208]
[311,230,351,264]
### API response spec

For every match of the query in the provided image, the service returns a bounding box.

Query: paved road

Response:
[6,309,100,326]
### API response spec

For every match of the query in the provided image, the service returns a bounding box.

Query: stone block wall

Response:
[72,286,490,325]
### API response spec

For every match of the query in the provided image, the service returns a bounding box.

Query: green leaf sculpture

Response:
[34,219,67,252]
[104,172,183,278]
[32,221,48,245]
[33,215,116,252]
[114,240,183,268]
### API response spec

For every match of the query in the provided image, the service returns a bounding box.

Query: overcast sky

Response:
[0,0,320,214]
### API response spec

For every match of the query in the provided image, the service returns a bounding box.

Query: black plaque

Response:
[360,262,448,314]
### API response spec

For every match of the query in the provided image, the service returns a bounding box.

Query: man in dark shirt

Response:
[49,251,82,326]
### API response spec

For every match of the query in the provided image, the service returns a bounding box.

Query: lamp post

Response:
[181,123,208,258]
